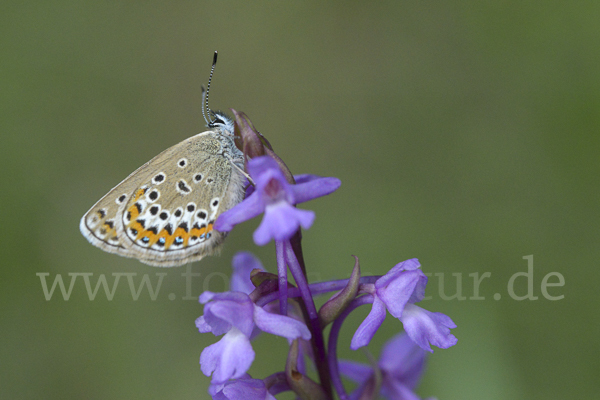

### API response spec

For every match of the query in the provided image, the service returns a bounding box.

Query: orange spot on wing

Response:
[190,226,207,238]
[173,227,190,247]
[128,220,145,240]
[133,188,146,200]
[189,223,214,241]
[128,204,140,220]
[139,229,158,244]
[154,226,187,249]
[103,222,115,236]
[156,229,172,249]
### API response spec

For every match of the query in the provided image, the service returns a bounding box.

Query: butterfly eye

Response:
[210,112,231,128]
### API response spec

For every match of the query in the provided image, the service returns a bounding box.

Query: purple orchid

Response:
[398,303,458,353]
[214,156,341,245]
[197,291,311,383]
[351,259,457,352]
[211,378,277,400]
[230,251,265,294]
[209,374,251,397]
[339,333,434,400]
[192,113,459,399]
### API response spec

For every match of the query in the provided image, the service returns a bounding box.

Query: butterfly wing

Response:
[80,129,246,267]
[79,150,161,259]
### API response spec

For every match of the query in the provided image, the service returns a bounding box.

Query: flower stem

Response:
[327,295,374,400]
[275,241,289,316]
[284,239,333,399]
[256,277,379,308]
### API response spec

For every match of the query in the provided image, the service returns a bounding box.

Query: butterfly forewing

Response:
[80,125,245,267]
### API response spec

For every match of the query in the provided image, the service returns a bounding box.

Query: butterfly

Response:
[80,52,247,267]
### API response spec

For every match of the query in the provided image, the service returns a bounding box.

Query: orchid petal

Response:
[252,304,311,341]
[351,295,387,349]
[377,270,426,319]
[400,304,458,353]
[253,203,314,245]
[201,328,255,383]
[230,252,264,294]
[213,378,277,400]
[292,177,341,204]
[215,193,265,231]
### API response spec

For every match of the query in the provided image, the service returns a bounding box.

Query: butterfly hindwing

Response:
[79,151,159,257]
[80,126,246,267]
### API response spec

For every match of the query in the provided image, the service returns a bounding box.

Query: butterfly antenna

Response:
[202,51,218,127]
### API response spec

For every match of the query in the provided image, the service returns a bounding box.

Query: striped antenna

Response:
[202,51,218,127]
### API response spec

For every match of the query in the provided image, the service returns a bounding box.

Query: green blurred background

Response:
[2,1,598,399]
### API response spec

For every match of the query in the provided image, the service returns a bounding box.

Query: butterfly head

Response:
[208,110,234,134]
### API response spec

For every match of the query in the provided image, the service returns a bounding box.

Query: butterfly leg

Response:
[226,155,255,186]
